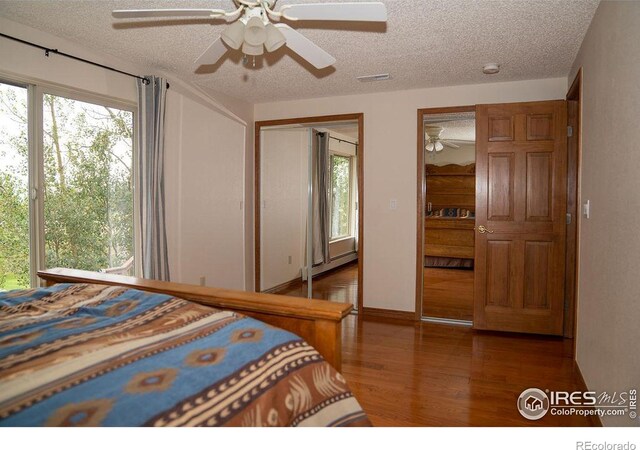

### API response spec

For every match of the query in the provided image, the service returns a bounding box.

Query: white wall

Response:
[259,128,309,291]
[254,77,567,312]
[0,17,252,290]
[0,17,140,104]
[568,1,640,427]
[164,91,246,289]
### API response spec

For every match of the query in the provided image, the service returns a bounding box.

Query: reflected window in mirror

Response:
[330,154,352,240]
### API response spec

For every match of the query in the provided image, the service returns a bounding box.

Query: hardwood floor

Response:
[273,261,358,308]
[423,267,474,320]
[341,315,595,426]
[273,262,592,425]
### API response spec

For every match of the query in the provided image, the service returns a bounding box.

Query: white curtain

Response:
[137,76,170,281]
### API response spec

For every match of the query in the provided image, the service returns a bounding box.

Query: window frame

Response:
[0,73,139,287]
[329,151,354,242]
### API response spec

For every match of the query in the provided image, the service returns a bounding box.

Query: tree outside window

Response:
[330,154,351,239]
[0,83,134,291]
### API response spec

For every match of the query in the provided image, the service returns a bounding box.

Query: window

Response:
[0,81,135,291]
[330,154,352,239]
[0,83,29,290]
[42,94,134,274]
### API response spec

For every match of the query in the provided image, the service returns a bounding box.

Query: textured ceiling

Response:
[0,0,600,104]
[425,112,475,141]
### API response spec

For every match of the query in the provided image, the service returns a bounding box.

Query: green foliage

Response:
[0,86,134,290]
[0,172,29,288]
[330,154,351,238]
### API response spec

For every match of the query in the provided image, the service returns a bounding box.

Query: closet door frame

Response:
[255,113,364,312]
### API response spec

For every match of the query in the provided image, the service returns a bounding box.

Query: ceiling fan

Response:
[425,126,461,152]
[112,1,387,70]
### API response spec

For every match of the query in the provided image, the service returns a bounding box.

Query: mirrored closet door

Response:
[421,110,476,323]
[257,120,360,308]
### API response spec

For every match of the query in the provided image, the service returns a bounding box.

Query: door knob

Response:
[476,225,494,234]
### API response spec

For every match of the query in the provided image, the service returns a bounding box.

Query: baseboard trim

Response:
[261,278,300,294]
[361,307,416,322]
[574,360,603,427]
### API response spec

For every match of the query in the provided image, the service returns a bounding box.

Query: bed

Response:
[0,269,369,427]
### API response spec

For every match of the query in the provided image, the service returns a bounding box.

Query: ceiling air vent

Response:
[356,73,391,82]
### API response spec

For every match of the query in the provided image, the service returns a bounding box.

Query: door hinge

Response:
[567,125,573,137]
[566,213,572,224]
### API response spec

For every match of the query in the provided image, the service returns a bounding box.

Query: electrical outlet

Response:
[288,255,292,264]
[199,276,206,286]
[390,199,397,210]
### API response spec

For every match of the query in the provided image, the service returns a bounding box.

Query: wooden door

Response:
[474,100,567,335]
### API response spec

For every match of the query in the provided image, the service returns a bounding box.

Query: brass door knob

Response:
[476,225,494,234]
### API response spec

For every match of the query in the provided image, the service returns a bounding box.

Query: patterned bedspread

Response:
[0,284,370,427]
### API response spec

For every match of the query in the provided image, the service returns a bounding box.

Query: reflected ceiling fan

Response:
[112,1,387,69]
[425,126,461,152]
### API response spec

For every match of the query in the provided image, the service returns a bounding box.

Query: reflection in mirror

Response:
[260,126,311,295]
[422,111,476,322]
[259,121,359,307]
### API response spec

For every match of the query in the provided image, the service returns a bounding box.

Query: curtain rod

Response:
[329,135,358,146]
[0,32,170,89]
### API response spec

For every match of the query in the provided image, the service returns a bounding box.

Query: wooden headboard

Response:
[38,268,351,371]
[426,163,475,211]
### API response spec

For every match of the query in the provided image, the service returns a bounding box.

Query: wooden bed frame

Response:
[37,268,352,371]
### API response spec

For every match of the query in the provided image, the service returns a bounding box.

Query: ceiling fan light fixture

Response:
[221,20,245,50]
[244,16,267,46]
[242,41,264,56]
[111,2,389,70]
[264,23,286,52]
[435,141,444,152]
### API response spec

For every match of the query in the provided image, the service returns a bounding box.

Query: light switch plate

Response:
[582,200,590,219]
[390,199,397,210]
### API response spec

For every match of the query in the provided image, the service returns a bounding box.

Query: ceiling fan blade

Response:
[275,24,336,69]
[280,2,387,22]
[113,9,223,19]
[442,140,460,149]
[194,37,228,66]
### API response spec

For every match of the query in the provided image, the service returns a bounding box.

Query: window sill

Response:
[329,236,354,244]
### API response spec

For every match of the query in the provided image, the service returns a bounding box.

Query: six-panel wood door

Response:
[474,101,567,335]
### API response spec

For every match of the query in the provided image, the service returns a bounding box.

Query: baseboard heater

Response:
[302,252,358,281]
